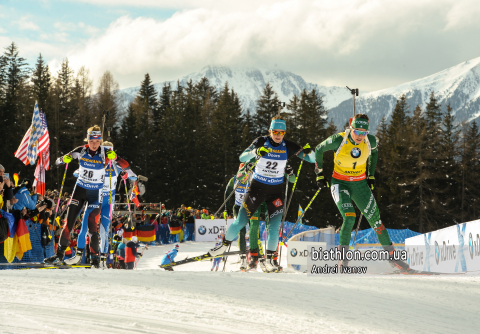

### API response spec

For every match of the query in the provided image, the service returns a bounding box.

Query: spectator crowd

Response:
[1,163,225,269]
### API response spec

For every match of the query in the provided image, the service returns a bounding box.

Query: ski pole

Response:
[282,143,310,222]
[278,178,289,266]
[134,244,148,269]
[222,244,231,272]
[55,163,69,214]
[213,157,261,218]
[124,178,133,227]
[109,161,113,220]
[281,187,322,244]
[351,214,363,248]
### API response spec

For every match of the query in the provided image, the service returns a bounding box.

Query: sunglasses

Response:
[271,130,286,136]
[352,128,369,136]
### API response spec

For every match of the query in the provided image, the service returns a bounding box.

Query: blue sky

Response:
[1,0,480,91]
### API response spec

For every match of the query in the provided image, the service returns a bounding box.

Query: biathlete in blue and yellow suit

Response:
[314,114,410,272]
[210,116,315,273]
[71,141,137,268]
[44,125,117,267]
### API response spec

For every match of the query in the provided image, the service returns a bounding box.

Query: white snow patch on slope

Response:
[1,242,478,334]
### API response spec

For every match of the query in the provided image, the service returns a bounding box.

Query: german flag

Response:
[14,218,32,261]
[123,226,136,240]
[137,225,155,242]
[169,220,181,235]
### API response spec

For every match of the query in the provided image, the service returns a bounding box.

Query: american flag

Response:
[14,101,50,167]
[27,102,43,165]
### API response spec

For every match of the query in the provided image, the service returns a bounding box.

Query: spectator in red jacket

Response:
[125,236,142,270]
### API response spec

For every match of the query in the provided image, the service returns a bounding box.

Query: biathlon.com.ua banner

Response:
[306,245,408,276]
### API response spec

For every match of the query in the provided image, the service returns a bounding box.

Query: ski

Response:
[158,251,243,268]
[0,262,92,269]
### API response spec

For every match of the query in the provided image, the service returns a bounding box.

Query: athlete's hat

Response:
[175,244,179,249]
[270,119,286,131]
[350,118,369,131]
[87,130,102,141]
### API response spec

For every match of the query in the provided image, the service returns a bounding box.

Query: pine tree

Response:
[254,83,281,136]
[31,53,51,112]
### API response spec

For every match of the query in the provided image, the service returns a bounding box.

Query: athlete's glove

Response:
[223,211,228,220]
[316,173,329,189]
[107,150,117,160]
[63,155,72,164]
[301,143,312,155]
[256,147,270,157]
[367,176,375,190]
[285,165,294,176]
[120,172,129,180]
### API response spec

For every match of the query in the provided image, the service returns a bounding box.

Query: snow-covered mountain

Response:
[329,57,480,133]
[119,66,354,114]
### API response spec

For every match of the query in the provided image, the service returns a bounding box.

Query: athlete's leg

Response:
[224,181,267,242]
[330,179,357,246]
[265,190,284,252]
[59,187,87,248]
[350,180,392,246]
[85,189,102,255]
[100,191,114,254]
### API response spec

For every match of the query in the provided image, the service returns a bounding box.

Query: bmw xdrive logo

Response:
[198,225,207,235]
[291,248,298,257]
[351,147,361,158]
[435,241,440,264]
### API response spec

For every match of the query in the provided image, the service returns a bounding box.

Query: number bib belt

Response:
[78,152,105,190]
[253,139,288,185]
[234,176,249,206]
[333,132,369,181]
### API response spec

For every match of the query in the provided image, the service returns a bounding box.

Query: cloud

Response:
[0,26,6,34]
[54,22,78,31]
[47,0,480,91]
[15,16,40,31]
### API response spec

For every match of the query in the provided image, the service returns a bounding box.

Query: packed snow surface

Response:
[1,242,478,334]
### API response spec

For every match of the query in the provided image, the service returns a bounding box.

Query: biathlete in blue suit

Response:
[67,141,137,268]
[160,244,180,271]
[44,125,117,267]
[208,116,315,273]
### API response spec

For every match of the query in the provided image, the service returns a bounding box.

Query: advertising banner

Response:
[194,219,235,242]
[405,220,480,273]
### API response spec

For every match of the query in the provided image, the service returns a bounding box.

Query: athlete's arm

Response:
[224,177,235,213]
[367,135,378,176]
[115,157,137,180]
[239,137,267,162]
[285,140,316,163]
[55,147,84,165]
[314,134,343,173]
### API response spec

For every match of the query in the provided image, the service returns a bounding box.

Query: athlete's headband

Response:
[270,119,286,131]
[87,130,102,140]
[350,118,369,131]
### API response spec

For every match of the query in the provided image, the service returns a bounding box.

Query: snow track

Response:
[0,242,478,334]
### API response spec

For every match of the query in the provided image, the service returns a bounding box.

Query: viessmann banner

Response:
[195,219,236,242]
[405,220,480,273]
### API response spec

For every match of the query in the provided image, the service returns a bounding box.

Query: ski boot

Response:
[258,258,268,273]
[64,248,84,265]
[338,245,349,273]
[264,250,280,273]
[383,243,411,272]
[239,253,248,271]
[99,254,108,269]
[248,249,259,270]
[44,247,65,265]
[208,240,231,257]
[90,254,100,269]
[272,251,283,272]
[165,266,174,271]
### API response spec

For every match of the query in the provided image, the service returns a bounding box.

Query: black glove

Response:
[285,165,294,176]
[302,144,312,155]
[367,176,375,190]
[316,173,329,189]
[256,147,270,157]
